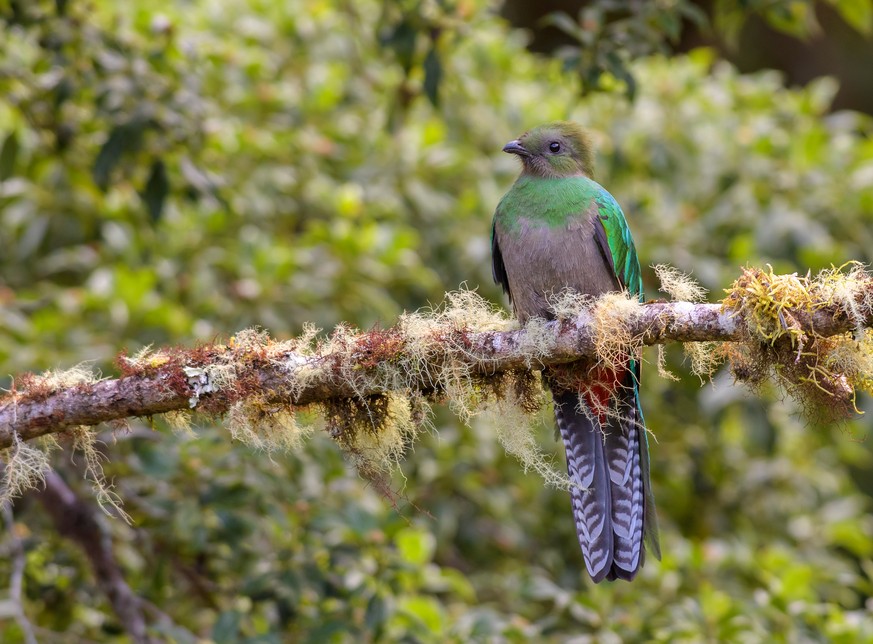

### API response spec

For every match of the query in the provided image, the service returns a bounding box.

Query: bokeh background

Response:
[2,0,873,641]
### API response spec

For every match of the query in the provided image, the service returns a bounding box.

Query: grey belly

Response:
[496,217,618,323]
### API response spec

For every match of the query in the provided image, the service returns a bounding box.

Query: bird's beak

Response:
[502,139,529,157]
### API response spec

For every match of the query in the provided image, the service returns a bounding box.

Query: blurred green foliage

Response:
[525,0,873,99]
[2,0,873,641]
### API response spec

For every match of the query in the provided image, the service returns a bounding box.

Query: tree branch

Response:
[1,502,38,644]
[2,280,871,451]
[34,471,153,644]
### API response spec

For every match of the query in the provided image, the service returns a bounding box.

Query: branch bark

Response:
[0,297,870,449]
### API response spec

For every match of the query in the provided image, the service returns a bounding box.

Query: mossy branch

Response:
[1,264,872,510]
[2,265,872,452]
[0,301,725,449]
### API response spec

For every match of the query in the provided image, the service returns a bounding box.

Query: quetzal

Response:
[491,122,660,582]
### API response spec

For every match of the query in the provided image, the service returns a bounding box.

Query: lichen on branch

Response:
[1,264,872,509]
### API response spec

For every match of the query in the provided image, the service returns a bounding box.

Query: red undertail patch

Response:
[581,363,626,425]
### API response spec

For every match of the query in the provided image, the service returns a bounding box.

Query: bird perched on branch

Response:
[491,122,660,582]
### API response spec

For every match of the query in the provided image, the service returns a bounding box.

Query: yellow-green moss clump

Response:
[722,263,873,421]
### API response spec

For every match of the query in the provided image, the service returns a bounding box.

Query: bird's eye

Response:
[549,141,561,153]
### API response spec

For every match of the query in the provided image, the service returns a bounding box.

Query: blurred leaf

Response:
[605,51,636,100]
[303,621,346,644]
[141,158,169,223]
[365,593,388,630]
[765,1,820,38]
[661,9,682,42]
[0,130,18,180]
[713,0,747,47]
[422,45,442,107]
[382,19,417,74]
[678,2,710,29]
[395,527,435,565]
[397,595,445,635]
[831,0,873,34]
[180,156,226,207]
[540,12,586,43]
[213,610,241,644]
[92,121,145,192]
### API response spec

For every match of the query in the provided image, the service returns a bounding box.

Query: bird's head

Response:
[503,121,595,179]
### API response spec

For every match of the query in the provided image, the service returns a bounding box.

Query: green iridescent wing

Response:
[591,186,644,302]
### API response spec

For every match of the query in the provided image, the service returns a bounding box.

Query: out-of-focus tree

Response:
[503,0,873,112]
[1,0,873,641]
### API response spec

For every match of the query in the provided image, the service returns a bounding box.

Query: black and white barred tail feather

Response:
[553,384,653,582]
[555,390,613,580]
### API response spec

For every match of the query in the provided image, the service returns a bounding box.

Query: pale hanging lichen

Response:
[163,410,196,437]
[0,433,53,505]
[654,263,709,303]
[225,396,314,453]
[1,366,108,510]
[326,391,422,477]
[812,261,873,334]
[654,264,720,380]
[591,292,645,370]
[70,426,131,522]
[482,371,568,490]
[306,291,544,480]
[548,288,645,372]
[15,362,102,398]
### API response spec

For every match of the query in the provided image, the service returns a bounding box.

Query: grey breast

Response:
[495,213,618,323]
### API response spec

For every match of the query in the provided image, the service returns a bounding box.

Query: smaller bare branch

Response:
[34,472,150,643]
[1,502,38,644]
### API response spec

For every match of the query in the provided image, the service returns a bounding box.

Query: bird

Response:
[491,121,660,582]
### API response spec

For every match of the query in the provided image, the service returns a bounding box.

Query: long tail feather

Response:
[603,389,645,580]
[553,376,656,582]
[554,390,613,582]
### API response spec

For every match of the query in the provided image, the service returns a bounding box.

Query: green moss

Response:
[722,264,873,422]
